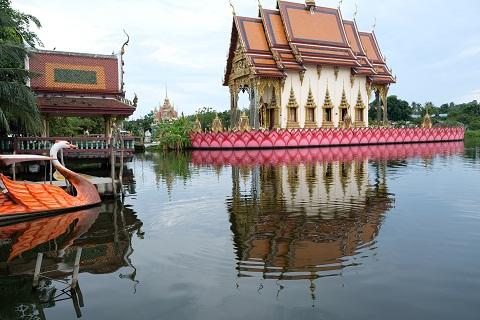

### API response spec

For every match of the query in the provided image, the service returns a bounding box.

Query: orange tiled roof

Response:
[260,8,303,71]
[359,32,395,84]
[224,0,394,85]
[277,1,359,67]
[343,20,375,76]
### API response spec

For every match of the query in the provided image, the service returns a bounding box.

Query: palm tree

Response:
[0,0,42,135]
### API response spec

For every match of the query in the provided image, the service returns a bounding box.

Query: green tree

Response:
[186,107,231,131]
[123,111,155,136]
[0,0,42,134]
[386,95,412,122]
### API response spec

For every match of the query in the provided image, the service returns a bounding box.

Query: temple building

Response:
[27,43,137,138]
[154,93,178,123]
[224,0,395,130]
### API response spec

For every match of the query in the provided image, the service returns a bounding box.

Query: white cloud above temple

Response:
[14,0,480,118]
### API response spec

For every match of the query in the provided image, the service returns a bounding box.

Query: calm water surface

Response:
[0,142,479,319]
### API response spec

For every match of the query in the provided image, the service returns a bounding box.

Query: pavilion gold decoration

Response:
[299,69,306,85]
[238,112,251,131]
[286,87,300,129]
[255,78,281,129]
[212,115,223,133]
[304,85,317,129]
[322,88,334,128]
[291,43,303,64]
[339,89,352,128]
[334,66,340,81]
[192,115,202,133]
[422,111,432,129]
[354,89,366,128]
[317,65,322,79]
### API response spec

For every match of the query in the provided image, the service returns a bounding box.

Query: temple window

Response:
[324,108,332,122]
[322,88,334,128]
[304,86,317,128]
[355,108,364,122]
[288,107,298,122]
[354,89,366,127]
[286,87,300,128]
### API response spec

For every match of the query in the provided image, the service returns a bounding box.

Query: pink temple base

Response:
[190,127,465,149]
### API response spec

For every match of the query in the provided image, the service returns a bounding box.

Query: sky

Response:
[14,0,480,119]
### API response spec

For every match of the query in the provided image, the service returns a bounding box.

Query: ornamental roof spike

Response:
[288,86,299,109]
[355,87,365,108]
[340,87,350,109]
[229,0,236,15]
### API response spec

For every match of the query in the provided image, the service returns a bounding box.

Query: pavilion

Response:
[27,47,137,138]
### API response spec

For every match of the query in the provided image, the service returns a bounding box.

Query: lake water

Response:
[1,141,479,319]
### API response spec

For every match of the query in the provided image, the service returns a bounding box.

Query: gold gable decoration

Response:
[304,85,317,129]
[238,112,251,132]
[422,111,432,129]
[192,115,202,133]
[212,114,223,133]
[286,87,300,129]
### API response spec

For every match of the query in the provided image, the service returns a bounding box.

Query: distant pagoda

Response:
[154,89,178,122]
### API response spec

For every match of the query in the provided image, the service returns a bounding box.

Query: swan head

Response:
[55,140,78,150]
[50,140,78,158]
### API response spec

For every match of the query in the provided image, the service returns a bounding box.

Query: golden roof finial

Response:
[338,0,343,9]
[372,17,377,32]
[353,3,358,20]
[257,0,262,9]
[229,0,236,15]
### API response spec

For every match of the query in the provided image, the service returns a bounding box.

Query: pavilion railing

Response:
[0,136,135,157]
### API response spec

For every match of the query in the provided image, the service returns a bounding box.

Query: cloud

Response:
[13,0,480,117]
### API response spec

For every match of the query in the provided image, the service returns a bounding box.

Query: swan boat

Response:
[0,141,101,222]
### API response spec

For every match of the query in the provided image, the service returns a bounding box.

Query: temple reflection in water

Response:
[0,201,143,319]
[228,157,392,282]
[192,143,463,284]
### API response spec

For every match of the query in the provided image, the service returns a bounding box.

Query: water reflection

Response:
[228,162,392,279]
[191,142,464,295]
[0,201,143,319]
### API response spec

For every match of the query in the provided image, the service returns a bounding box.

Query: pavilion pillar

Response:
[380,85,389,124]
[230,87,239,129]
[249,87,260,130]
[42,115,50,137]
[375,90,381,124]
[104,116,113,139]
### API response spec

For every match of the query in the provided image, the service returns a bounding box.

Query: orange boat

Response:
[0,141,101,222]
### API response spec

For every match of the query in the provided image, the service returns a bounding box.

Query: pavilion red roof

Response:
[29,50,121,95]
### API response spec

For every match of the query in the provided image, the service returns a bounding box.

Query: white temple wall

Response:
[279,66,368,129]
